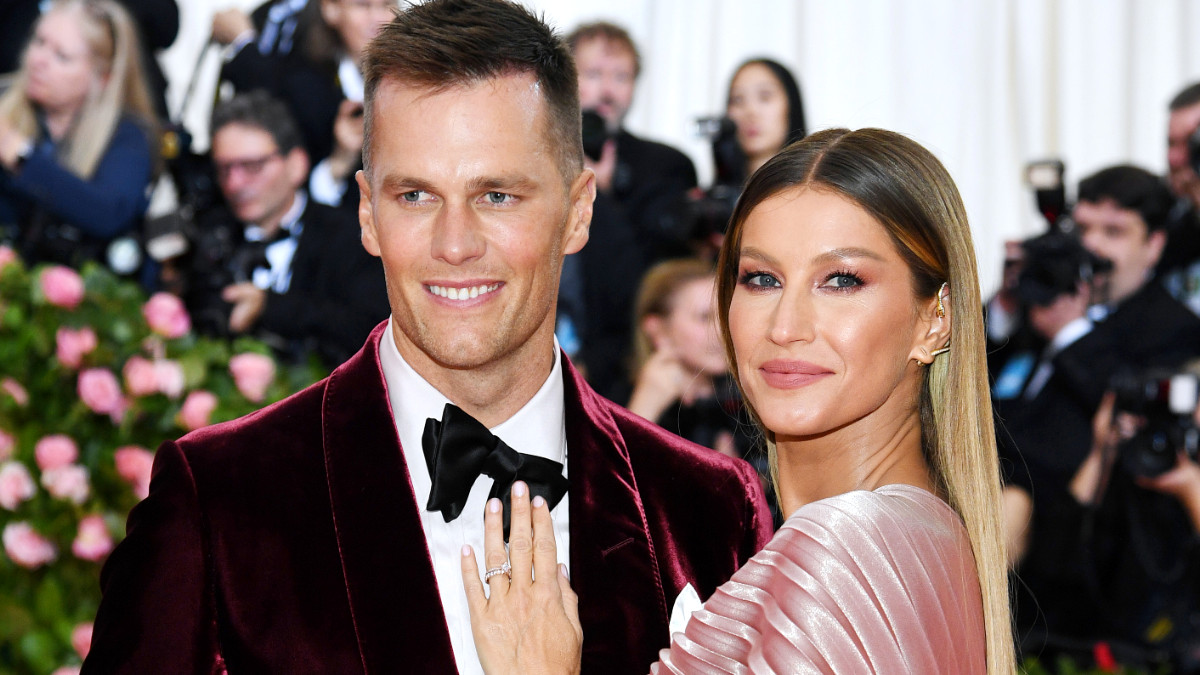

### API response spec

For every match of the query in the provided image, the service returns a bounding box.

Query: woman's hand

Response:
[460,481,582,675]
[627,347,690,422]
[0,118,30,172]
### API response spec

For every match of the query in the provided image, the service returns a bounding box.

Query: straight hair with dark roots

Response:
[359,0,582,184]
[715,128,1016,675]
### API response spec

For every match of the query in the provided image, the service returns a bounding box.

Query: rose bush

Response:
[0,250,326,673]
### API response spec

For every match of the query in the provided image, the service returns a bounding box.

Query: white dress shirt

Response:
[245,190,306,294]
[378,319,570,675]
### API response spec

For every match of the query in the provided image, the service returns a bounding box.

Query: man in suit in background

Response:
[164,90,387,367]
[84,1,771,673]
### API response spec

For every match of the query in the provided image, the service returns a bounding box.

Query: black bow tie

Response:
[422,403,568,540]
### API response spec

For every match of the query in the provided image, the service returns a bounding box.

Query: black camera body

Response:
[684,116,745,239]
[1111,369,1200,477]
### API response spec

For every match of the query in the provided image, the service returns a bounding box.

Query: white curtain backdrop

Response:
[159,0,1200,295]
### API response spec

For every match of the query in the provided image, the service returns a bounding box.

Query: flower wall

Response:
[0,248,326,674]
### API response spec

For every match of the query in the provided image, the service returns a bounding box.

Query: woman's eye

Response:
[821,272,864,289]
[739,271,780,288]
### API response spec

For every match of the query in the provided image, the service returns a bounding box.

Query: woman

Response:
[724,58,806,183]
[0,0,157,275]
[627,259,744,459]
[461,128,1015,674]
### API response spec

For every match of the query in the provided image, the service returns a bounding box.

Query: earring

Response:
[936,282,948,318]
[931,343,951,358]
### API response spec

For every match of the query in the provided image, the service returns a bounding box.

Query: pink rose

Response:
[0,429,14,462]
[3,522,57,568]
[0,245,17,270]
[40,265,85,309]
[122,356,158,396]
[1,378,28,406]
[71,622,93,659]
[114,445,154,499]
[179,390,218,431]
[42,464,89,504]
[78,368,125,418]
[142,292,191,339]
[55,326,98,369]
[72,515,112,562]
[35,434,78,470]
[0,462,36,510]
[154,359,185,399]
[52,667,81,675]
[229,353,275,403]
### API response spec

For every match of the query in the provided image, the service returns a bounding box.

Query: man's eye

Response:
[401,191,427,203]
[484,192,513,205]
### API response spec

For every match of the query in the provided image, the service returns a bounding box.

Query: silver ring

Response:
[483,561,511,582]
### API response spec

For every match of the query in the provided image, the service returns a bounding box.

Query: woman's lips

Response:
[758,359,832,389]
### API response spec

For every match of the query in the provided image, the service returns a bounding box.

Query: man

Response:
[568,21,698,263]
[559,22,699,400]
[165,90,388,367]
[1159,82,1200,309]
[84,2,771,673]
[1073,164,1200,370]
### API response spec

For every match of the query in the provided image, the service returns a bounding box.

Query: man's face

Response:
[358,74,593,379]
[1074,198,1165,305]
[1167,102,1200,201]
[574,37,637,132]
[212,123,307,230]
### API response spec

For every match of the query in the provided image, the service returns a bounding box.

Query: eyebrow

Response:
[740,246,886,266]
[377,174,540,195]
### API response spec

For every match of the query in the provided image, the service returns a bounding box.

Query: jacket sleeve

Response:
[7,120,153,239]
[83,440,224,674]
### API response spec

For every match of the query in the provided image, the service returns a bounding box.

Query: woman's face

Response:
[24,8,101,117]
[727,63,790,163]
[728,187,936,442]
[653,277,728,376]
[322,0,395,60]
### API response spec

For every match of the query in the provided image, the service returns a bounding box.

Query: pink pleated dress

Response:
[652,484,986,674]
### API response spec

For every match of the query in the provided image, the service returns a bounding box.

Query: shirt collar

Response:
[378,317,567,468]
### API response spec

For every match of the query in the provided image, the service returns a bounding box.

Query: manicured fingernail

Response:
[462,545,472,557]
[559,563,569,579]
[513,481,527,497]
[488,498,501,513]
[532,495,545,508]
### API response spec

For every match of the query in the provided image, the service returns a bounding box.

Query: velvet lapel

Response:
[562,353,670,673]
[322,323,457,673]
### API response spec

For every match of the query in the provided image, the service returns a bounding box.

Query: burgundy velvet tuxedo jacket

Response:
[85,323,773,674]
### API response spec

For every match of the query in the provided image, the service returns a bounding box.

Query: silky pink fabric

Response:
[652,484,986,674]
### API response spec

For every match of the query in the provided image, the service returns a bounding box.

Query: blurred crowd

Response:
[7,0,1200,669]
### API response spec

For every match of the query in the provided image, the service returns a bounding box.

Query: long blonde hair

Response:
[0,0,156,178]
[715,128,1015,674]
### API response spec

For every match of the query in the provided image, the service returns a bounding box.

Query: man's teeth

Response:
[427,283,500,300]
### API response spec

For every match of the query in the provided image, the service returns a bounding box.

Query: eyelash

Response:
[822,269,865,290]
[738,270,779,289]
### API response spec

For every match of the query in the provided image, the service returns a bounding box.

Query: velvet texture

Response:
[84,322,772,674]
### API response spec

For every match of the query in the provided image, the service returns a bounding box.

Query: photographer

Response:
[161,91,387,367]
[1025,376,1200,672]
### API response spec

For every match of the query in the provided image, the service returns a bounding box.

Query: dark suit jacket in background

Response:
[84,322,773,673]
[611,130,698,264]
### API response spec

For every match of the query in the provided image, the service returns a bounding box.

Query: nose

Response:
[431,202,486,265]
[766,288,815,346]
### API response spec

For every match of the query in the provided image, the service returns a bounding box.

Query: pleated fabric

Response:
[651,484,986,674]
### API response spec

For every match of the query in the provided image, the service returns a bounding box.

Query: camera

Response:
[683,116,745,239]
[1025,159,1073,233]
[1111,369,1200,477]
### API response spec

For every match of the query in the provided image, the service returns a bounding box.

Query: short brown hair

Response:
[566,21,641,78]
[360,0,581,182]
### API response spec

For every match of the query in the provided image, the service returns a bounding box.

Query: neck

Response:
[746,152,772,177]
[255,192,298,237]
[392,321,558,429]
[774,397,933,518]
[43,107,78,141]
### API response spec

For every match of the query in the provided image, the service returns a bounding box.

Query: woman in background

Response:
[0,0,157,275]
[724,57,806,183]
[463,128,1015,674]
[627,259,743,458]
